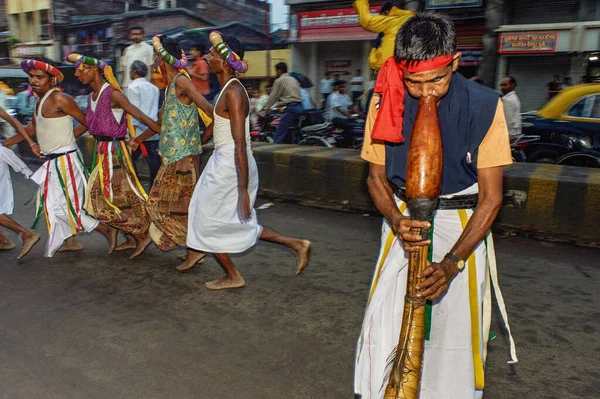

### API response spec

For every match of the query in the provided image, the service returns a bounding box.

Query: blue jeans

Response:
[273,102,305,144]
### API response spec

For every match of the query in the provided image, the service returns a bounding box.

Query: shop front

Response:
[288,5,379,108]
[496,23,600,111]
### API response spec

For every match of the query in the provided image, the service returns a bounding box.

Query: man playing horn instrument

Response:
[127,34,214,265]
[68,53,161,248]
[355,13,517,399]
[2,56,117,256]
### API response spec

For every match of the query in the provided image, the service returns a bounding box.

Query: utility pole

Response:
[264,1,272,80]
[481,0,505,88]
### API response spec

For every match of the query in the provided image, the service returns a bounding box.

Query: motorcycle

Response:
[510,133,540,162]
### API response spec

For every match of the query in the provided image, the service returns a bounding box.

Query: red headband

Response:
[398,54,455,73]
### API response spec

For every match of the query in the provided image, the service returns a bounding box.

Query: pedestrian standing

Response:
[500,76,521,138]
[127,60,161,184]
[547,74,561,100]
[350,69,365,110]
[319,71,334,108]
[120,26,154,91]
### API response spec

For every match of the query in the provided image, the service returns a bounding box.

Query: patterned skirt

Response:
[84,141,149,236]
[147,155,198,251]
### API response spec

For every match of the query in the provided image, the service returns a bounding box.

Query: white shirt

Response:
[502,91,522,137]
[256,94,270,112]
[320,78,334,94]
[127,77,160,141]
[120,41,154,88]
[328,91,353,120]
[350,76,364,92]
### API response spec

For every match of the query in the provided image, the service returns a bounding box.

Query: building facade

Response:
[496,0,600,111]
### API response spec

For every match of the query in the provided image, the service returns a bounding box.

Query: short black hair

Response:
[130,60,148,77]
[507,76,517,85]
[129,26,144,33]
[395,12,457,65]
[275,62,287,73]
[159,35,182,60]
[191,43,205,53]
[31,56,59,77]
[223,36,245,60]
[380,2,398,14]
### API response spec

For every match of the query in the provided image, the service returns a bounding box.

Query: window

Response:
[566,95,596,118]
[40,9,51,40]
[591,96,600,120]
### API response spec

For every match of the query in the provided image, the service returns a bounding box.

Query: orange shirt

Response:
[190,59,210,95]
[152,71,167,90]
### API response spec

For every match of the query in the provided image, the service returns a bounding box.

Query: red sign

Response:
[324,60,352,76]
[297,7,379,43]
[499,32,559,54]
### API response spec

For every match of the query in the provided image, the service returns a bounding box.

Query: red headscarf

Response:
[370,55,454,143]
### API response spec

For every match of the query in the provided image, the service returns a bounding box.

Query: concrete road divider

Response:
[15,139,600,245]
[250,144,600,246]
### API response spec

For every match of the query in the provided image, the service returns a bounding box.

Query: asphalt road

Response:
[0,173,598,399]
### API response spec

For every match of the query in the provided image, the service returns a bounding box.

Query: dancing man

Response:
[68,53,161,248]
[0,106,40,258]
[3,57,115,256]
[128,34,214,263]
[355,13,517,398]
[184,32,311,289]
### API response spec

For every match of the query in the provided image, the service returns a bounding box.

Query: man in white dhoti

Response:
[184,33,311,290]
[355,13,517,398]
[3,57,117,257]
[0,106,40,258]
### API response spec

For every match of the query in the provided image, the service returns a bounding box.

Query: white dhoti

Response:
[187,144,262,253]
[0,145,33,215]
[30,145,99,257]
[355,185,517,399]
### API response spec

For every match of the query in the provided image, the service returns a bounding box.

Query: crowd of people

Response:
[0,4,522,399]
[0,30,311,291]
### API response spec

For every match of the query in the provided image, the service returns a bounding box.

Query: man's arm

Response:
[110,90,161,133]
[261,79,283,112]
[176,75,214,116]
[353,0,390,33]
[368,163,431,251]
[201,122,214,144]
[418,167,504,300]
[55,92,87,127]
[228,85,252,222]
[0,106,41,156]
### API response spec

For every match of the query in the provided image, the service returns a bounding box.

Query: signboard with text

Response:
[499,32,559,54]
[297,7,379,43]
[426,0,481,9]
[458,45,484,66]
[324,60,352,76]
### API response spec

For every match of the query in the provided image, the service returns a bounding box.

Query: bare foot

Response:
[176,253,206,266]
[17,232,40,260]
[293,239,312,275]
[58,236,84,252]
[0,239,16,250]
[129,235,152,259]
[115,235,137,251]
[205,275,246,290]
[176,252,206,271]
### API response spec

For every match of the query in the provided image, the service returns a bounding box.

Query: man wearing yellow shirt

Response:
[353,0,414,71]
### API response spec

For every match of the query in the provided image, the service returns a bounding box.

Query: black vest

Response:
[385,73,500,195]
